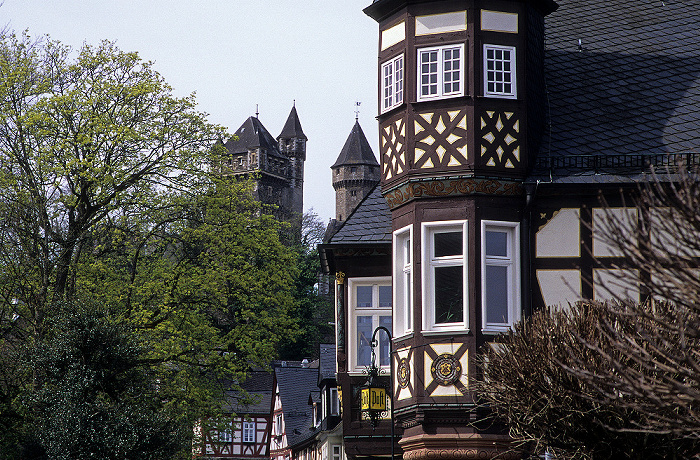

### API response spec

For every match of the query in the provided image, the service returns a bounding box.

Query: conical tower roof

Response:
[224,116,284,158]
[331,120,378,168]
[278,105,307,140]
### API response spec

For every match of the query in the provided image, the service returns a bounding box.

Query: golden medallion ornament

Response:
[430,353,461,386]
[397,358,410,388]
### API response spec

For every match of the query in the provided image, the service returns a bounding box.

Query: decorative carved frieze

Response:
[384,178,523,209]
[400,433,520,460]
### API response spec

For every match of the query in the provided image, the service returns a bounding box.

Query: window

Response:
[218,422,233,443]
[417,44,465,101]
[275,413,283,436]
[393,225,413,337]
[349,277,392,372]
[422,221,468,331]
[329,387,340,416]
[381,54,404,112]
[242,420,255,443]
[483,44,516,98]
[313,402,321,427]
[481,221,520,332]
[333,445,342,460]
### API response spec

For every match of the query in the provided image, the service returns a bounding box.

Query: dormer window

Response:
[483,44,517,98]
[381,54,404,112]
[329,387,340,416]
[417,44,464,101]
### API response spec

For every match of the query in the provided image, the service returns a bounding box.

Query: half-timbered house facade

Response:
[194,371,273,460]
[321,0,700,459]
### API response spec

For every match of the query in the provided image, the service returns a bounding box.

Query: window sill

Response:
[481,326,513,335]
[421,328,471,337]
[392,331,414,342]
[479,94,519,100]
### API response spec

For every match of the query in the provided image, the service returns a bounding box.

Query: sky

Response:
[1,0,381,223]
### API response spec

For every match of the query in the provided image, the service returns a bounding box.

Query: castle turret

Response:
[278,104,307,216]
[331,121,380,222]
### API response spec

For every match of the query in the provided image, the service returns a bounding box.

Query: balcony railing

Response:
[534,152,700,176]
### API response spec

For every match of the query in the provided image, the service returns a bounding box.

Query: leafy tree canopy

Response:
[0,32,299,457]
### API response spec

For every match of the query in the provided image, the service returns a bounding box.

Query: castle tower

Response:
[362,0,558,458]
[331,121,380,222]
[278,104,307,217]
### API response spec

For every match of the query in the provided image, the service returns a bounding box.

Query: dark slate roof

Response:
[275,366,319,447]
[318,344,336,384]
[278,105,307,141]
[223,370,274,415]
[328,184,391,245]
[533,0,700,180]
[224,116,285,159]
[331,121,379,168]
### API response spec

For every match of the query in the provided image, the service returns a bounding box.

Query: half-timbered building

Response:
[321,0,700,459]
[194,371,273,460]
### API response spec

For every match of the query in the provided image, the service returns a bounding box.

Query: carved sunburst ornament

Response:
[430,353,462,386]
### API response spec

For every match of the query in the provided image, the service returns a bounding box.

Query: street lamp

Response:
[360,326,395,460]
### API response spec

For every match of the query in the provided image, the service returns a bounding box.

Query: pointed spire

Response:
[279,104,307,140]
[331,120,378,168]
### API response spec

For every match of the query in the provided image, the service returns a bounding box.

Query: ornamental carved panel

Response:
[479,110,521,170]
[423,343,469,397]
[395,346,414,401]
[414,109,468,171]
[381,115,406,181]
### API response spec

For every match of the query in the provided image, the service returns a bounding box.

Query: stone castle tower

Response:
[331,120,380,222]
[222,104,306,223]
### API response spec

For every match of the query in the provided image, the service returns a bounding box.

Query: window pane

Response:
[357,316,373,366]
[356,285,373,308]
[486,231,508,257]
[485,265,509,324]
[379,316,392,366]
[434,231,462,257]
[434,266,463,324]
[405,274,412,331]
[379,285,392,308]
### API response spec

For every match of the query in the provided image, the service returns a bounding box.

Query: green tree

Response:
[278,210,334,359]
[0,32,299,456]
[24,303,187,459]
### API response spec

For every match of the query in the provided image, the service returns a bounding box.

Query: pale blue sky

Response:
[2,0,380,222]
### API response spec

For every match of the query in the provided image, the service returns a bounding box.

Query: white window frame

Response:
[313,401,321,427]
[481,220,521,332]
[332,445,342,460]
[348,277,392,373]
[393,224,413,337]
[417,43,465,102]
[275,413,283,436]
[381,53,404,113]
[329,387,340,416]
[242,420,256,443]
[421,220,469,332]
[483,44,517,99]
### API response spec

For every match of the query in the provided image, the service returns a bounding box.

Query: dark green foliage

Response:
[278,211,334,360]
[5,304,188,459]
